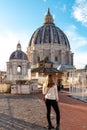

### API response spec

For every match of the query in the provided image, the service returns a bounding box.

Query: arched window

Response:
[55,56,58,62]
[17,65,22,74]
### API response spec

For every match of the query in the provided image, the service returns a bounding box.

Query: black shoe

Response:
[55,126,60,130]
[47,125,54,129]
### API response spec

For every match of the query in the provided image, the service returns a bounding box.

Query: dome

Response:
[10,43,28,60]
[29,8,70,48]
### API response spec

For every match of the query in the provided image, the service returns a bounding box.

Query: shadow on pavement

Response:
[0,113,46,130]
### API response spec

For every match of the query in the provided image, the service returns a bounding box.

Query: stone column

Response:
[22,62,27,75]
[68,52,71,65]
[42,49,45,60]
[12,62,17,75]
[31,51,34,67]
[28,69,31,80]
[51,49,54,62]
[66,51,69,65]
[40,51,43,61]
[71,53,74,65]
[61,51,64,64]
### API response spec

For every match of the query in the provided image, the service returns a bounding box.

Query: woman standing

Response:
[42,74,60,130]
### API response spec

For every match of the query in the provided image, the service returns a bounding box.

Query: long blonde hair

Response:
[45,74,55,88]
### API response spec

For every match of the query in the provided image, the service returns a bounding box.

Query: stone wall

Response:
[0,84,11,93]
[11,79,38,94]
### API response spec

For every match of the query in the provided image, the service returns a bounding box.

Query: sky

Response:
[0,0,87,71]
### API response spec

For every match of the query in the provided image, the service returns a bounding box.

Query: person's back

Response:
[43,83,58,101]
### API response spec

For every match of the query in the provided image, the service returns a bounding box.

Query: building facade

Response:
[3,9,76,93]
[26,9,74,69]
[6,43,29,81]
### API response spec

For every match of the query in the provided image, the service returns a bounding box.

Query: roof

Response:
[10,50,28,60]
[31,67,62,74]
[9,43,28,61]
[28,9,70,48]
[57,65,76,71]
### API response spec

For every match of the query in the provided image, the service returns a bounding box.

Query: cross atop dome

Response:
[47,8,51,15]
[44,8,54,24]
[17,41,21,50]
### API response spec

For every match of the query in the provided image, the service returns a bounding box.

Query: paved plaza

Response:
[0,91,87,130]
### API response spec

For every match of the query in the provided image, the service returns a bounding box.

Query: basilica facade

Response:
[26,8,74,70]
[1,9,75,93]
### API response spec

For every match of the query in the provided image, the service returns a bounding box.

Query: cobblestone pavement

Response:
[0,94,47,130]
[0,91,87,130]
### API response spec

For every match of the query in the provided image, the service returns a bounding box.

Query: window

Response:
[55,56,58,62]
[17,66,22,74]
[45,56,49,61]
[37,56,40,62]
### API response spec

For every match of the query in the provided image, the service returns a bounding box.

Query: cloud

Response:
[64,25,87,68]
[65,25,87,51]
[61,4,66,12]
[72,0,87,26]
[0,31,30,70]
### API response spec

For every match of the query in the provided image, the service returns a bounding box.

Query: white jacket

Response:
[42,83,59,101]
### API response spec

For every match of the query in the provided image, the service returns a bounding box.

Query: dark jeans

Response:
[45,99,60,126]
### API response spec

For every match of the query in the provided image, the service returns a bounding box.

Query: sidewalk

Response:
[58,91,87,130]
[0,91,87,130]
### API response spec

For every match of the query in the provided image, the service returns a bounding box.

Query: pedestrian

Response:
[57,79,63,92]
[42,74,60,130]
